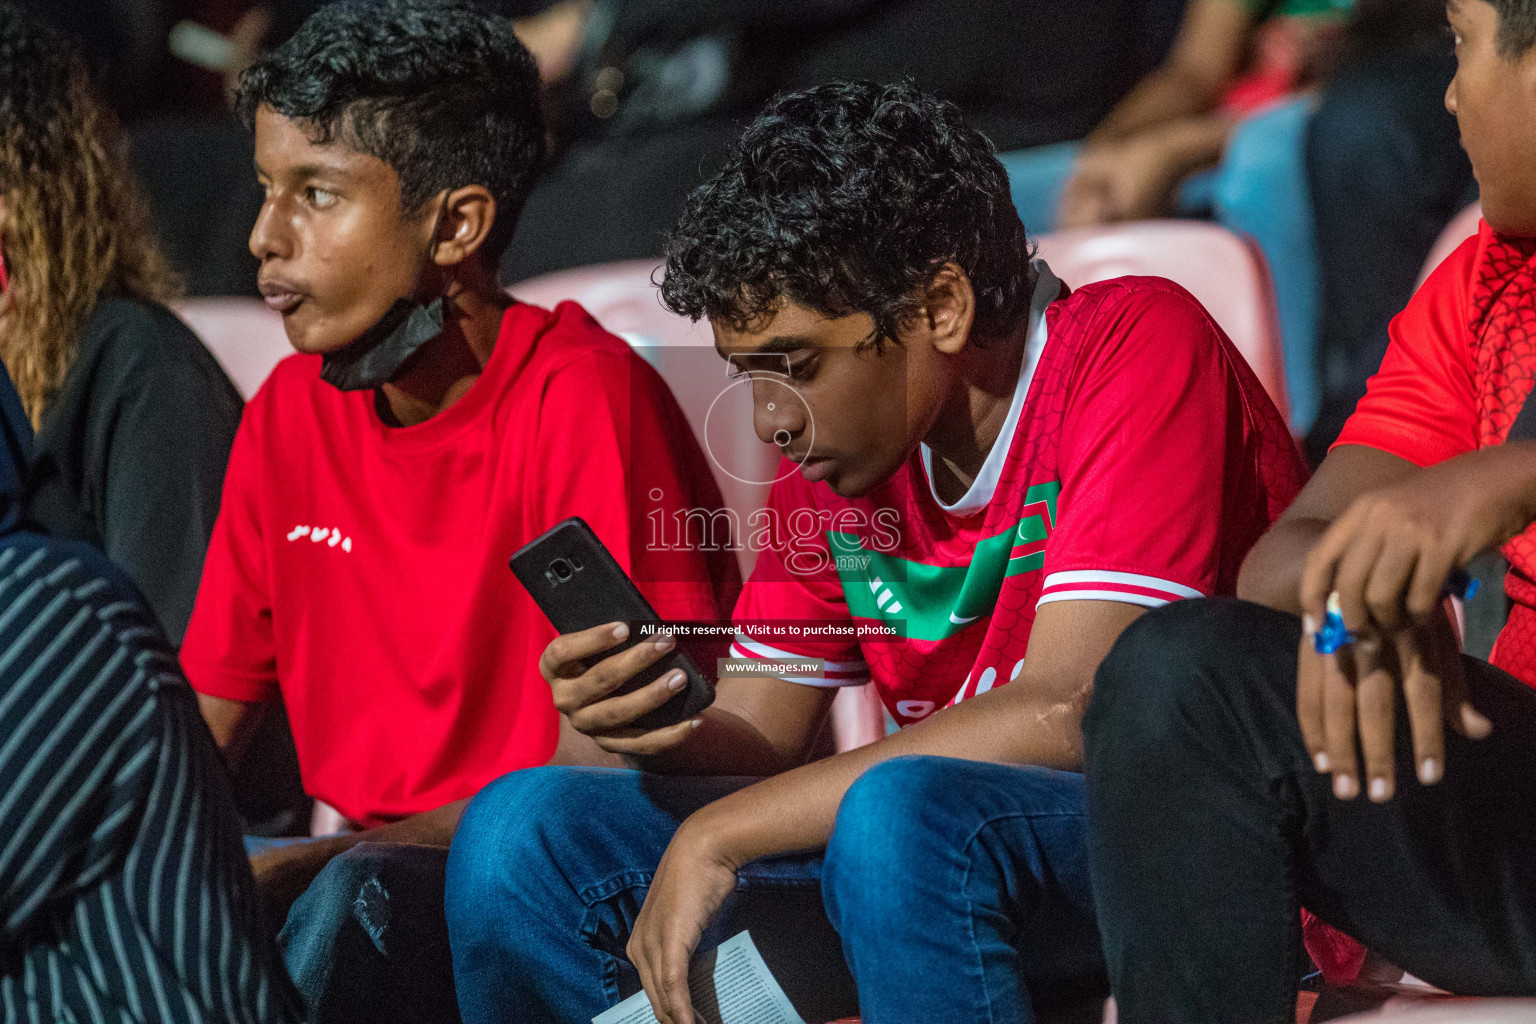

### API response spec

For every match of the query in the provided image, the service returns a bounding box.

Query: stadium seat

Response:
[1419,204,1483,288]
[1035,221,1290,423]
[170,297,294,400]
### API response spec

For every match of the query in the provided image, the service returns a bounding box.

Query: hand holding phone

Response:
[512,518,716,754]
[537,622,706,756]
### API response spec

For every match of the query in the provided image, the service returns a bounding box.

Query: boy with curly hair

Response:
[446,80,1306,1024]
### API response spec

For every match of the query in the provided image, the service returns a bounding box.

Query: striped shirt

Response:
[0,533,305,1023]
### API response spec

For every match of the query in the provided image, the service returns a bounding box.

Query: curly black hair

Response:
[1492,0,1536,55]
[660,81,1031,348]
[235,0,545,264]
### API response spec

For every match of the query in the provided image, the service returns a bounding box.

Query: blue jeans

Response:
[999,98,1321,435]
[244,835,460,1024]
[445,757,1105,1024]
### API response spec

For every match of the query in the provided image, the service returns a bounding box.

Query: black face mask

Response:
[319,196,451,393]
[319,296,445,392]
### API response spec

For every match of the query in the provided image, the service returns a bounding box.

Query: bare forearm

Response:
[690,688,1084,869]
[1238,517,1329,614]
[1238,446,1427,614]
[550,714,627,768]
[196,693,268,771]
[623,705,806,778]
[248,796,471,927]
[1092,0,1249,142]
[286,800,470,869]
[1091,70,1226,144]
[1132,115,1235,177]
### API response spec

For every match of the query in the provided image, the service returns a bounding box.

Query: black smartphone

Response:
[510,517,716,730]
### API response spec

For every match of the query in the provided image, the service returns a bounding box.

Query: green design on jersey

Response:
[830,481,1060,642]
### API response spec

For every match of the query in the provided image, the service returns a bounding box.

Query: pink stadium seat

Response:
[170,297,294,400]
[1419,204,1483,288]
[1035,221,1290,423]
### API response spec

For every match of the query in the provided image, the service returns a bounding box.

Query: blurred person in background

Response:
[0,3,242,646]
[1303,0,1476,462]
[0,1,309,845]
[499,0,1185,282]
[125,0,1185,292]
[1002,0,1356,438]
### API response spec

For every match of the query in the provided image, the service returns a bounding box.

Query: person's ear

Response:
[921,264,976,357]
[430,185,497,267]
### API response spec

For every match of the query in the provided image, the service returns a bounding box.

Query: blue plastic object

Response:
[1312,568,1478,655]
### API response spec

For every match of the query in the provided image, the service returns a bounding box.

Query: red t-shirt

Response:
[730,267,1306,723]
[1335,220,1536,686]
[181,301,738,825]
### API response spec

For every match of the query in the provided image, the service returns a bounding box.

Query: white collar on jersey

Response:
[920,258,1061,517]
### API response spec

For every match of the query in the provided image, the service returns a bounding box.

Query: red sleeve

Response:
[1332,232,1481,467]
[1039,281,1259,608]
[180,387,278,703]
[530,345,737,624]
[728,467,869,686]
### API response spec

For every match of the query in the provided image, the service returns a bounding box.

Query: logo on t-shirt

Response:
[286,524,353,553]
[830,481,1060,641]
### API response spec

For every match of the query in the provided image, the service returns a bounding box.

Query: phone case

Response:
[510,517,716,730]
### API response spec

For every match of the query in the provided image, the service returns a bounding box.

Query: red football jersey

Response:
[731,265,1305,726]
[181,301,738,825]
[1336,220,1536,686]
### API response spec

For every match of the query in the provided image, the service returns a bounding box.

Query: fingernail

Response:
[1419,757,1441,785]
[1314,752,1331,773]
[1369,777,1391,802]
[654,633,675,652]
[666,670,686,691]
[1303,615,1318,636]
[613,623,629,640]
[1463,707,1493,739]
[689,718,702,729]
[1334,774,1358,800]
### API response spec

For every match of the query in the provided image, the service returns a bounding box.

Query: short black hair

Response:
[660,81,1031,348]
[235,0,545,264]
[1492,0,1536,54]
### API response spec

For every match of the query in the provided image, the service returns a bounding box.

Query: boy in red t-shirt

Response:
[1085,1,1536,1019]
[443,81,1304,1024]
[177,2,737,1019]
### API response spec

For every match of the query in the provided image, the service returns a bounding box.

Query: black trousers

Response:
[1303,39,1474,463]
[1083,598,1536,1024]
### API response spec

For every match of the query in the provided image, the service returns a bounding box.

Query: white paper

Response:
[593,932,807,1024]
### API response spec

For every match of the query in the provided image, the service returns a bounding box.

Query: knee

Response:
[1086,599,1286,775]
[826,757,970,883]
[284,841,408,953]
[823,758,953,915]
[296,843,385,918]
[446,767,627,934]
[448,768,588,899]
